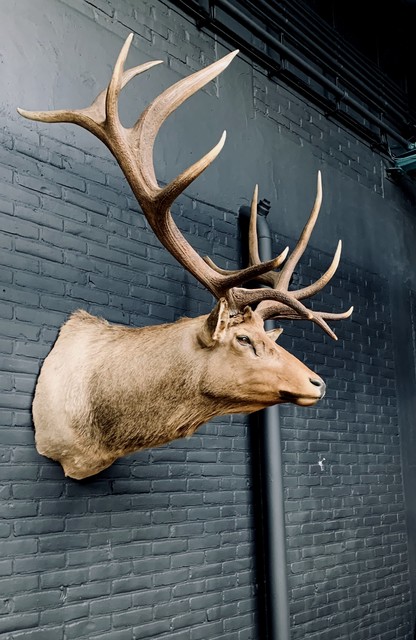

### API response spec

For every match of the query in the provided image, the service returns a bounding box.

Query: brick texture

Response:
[277,253,412,640]
[0,0,413,639]
[252,72,384,195]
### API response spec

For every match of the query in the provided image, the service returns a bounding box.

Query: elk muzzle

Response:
[281,374,326,406]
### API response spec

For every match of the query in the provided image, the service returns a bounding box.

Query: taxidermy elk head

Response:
[19,35,352,479]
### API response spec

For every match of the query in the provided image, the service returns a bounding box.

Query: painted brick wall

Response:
[253,73,384,195]
[0,0,414,639]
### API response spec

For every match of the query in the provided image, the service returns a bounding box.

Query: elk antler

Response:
[18,35,288,307]
[18,34,352,337]
[205,173,353,339]
[253,174,353,338]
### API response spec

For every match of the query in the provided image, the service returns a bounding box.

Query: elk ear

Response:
[198,298,230,347]
[242,306,256,321]
[267,327,284,341]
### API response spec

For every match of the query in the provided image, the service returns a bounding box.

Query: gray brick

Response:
[64,616,112,638]
[0,213,39,239]
[91,629,132,640]
[39,164,86,191]
[89,242,129,266]
[87,181,128,208]
[113,606,152,627]
[89,561,133,583]
[0,181,41,207]
[15,172,62,198]
[0,575,39,597]
[0,612,40,635]
[39,534,89,553]
[66,581,111,603]
[40,602,89,625]
[132,620,171,638]
[42,260,88,283]
[12,482,63,499]
[13,590,62,612]
[0,283,39,307]
[15,237,63,263]
[64,218,108,244]
[41,227,87,253]
[112,542,152,560]
[15,553,66,575]
[42,194,87,223]
[63,187,107,215]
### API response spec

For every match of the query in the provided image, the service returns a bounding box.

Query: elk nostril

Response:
[309,377,323,388]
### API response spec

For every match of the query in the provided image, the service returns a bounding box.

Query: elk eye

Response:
[237,335,251,346]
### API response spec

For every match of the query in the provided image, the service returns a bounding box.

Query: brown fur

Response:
[32,303,325,479]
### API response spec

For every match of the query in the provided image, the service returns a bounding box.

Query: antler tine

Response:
[132,49,239,191]
[234,284,349,340]
[18,33,162,139]
[317,306,354,320]
[242,174,334,299]
[259,305,353,323]
[291,239,342,300]
[276,170,322,291]
[201,183,288,286]
[203,245,288,280]
[257,303,354,340]
[247,184,289,285]
[157,131,227,210]
[248,185,262,266]
[106,33,134,125]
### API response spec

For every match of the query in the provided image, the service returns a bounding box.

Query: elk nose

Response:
[309,377,326,396]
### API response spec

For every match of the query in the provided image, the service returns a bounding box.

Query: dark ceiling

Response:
[307,0,416,110]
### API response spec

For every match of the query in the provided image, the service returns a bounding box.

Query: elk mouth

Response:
[280,393,323,407]
[294,395,323,407]
[279,381,326,406]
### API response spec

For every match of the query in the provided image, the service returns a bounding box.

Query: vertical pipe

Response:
[259,399,291,640]
[240,201,291,640]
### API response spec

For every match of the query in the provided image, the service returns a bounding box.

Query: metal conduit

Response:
[217,0,410,149]
[239,201,291,640]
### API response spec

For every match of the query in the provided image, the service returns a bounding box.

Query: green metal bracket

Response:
[388,144,416,176]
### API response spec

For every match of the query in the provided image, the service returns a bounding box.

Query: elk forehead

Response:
[229,307,277,340]
[229,307,264,330]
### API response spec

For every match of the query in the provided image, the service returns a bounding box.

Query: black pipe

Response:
[240,200,291,640]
